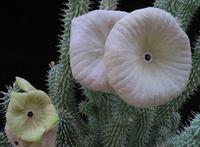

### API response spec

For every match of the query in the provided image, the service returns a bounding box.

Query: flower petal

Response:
[29,126,58,147]
[40,104,59,131]
[6,113,27,139]
[25,90,52,106]
[70,10,127,92]
[15,77,36,92]
[6,89,58,142]
[105,7,192,107]
[7,92,27,113]
[21,125,46,142]
[8,90,51,113]
[5,126,29,147]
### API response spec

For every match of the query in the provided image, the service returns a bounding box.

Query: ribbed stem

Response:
[154,0,200,30]
[127,108,155,147]
[0,132,11,147]
[163,113,200,147]
[100,0,118,10]
[47,0,90,111]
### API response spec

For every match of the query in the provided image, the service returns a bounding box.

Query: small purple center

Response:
[14,141,19,145]
[27,111,34,117]
[144,54,151,61]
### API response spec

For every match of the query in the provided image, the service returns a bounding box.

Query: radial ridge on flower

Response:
[70,10,127,92]
[5,125,58,147]
[105,7,192,107]
[6,88,59,143]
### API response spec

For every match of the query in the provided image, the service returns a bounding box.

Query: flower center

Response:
[27,111,34,118]
[143,52,152,63]
[14,141,19,145]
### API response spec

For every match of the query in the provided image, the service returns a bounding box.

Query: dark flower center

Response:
[144,52,152,63]
[27,111,34,117]
[144,54,151,61]
[14,141,19,145]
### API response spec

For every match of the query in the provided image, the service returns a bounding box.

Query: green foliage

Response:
[103,117,129,147]
[82,89,116,146]
[47,0,90,111]
[102,105,132,147]
[0,90,11,114]
[194,36,200,53]
[127,109,155,147]
[100,0,118,10]
[82,89,116,123]
[0,132,10,147]
[56,110,87,147]
[0,84,21,114]
[47,62,77,112]
[163,113,200,147]
[47,1,91,147]
[1,0,200,146]
[149,112,181,146]
[154,0,200,30]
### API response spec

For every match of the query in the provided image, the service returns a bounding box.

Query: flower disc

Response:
[105,7,192,107]
[70,10,127,92]
[6,90,59,142]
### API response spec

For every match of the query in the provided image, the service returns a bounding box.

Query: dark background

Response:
[1,0,200,130]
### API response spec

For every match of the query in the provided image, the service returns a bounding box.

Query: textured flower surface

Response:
[70,10,127,92]
[5,78,59,143]
[105,7,192,107]
[5,125,58,147]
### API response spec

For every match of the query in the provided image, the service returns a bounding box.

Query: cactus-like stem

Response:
[1,0,200,146]
[100,0,118,10]
[149,112,181,146]
[102,105,133,147]
[154,0,200,30]
[56,110,88,147]
[47,0,90,111]
[127,109,155,147]
[47,1,90,145]
[163,113,200,147]
[0,85,20,114]
[82,89,116,146]
[0,132,11,147]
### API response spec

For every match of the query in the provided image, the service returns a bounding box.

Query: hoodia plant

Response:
[1,1,200,147]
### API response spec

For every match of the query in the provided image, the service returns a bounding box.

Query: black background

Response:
[1,0,200,130]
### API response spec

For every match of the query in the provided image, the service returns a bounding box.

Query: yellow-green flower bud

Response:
[15,77,36,92]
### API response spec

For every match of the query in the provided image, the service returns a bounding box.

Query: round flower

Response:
[105,7,192,107]
[70,10,127,92]
[6,89,59,142]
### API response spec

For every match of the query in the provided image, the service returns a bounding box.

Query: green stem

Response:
[154,0,200,30]
[163,113,200,147]
[100,0,118,10]
[127,108,155,147]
